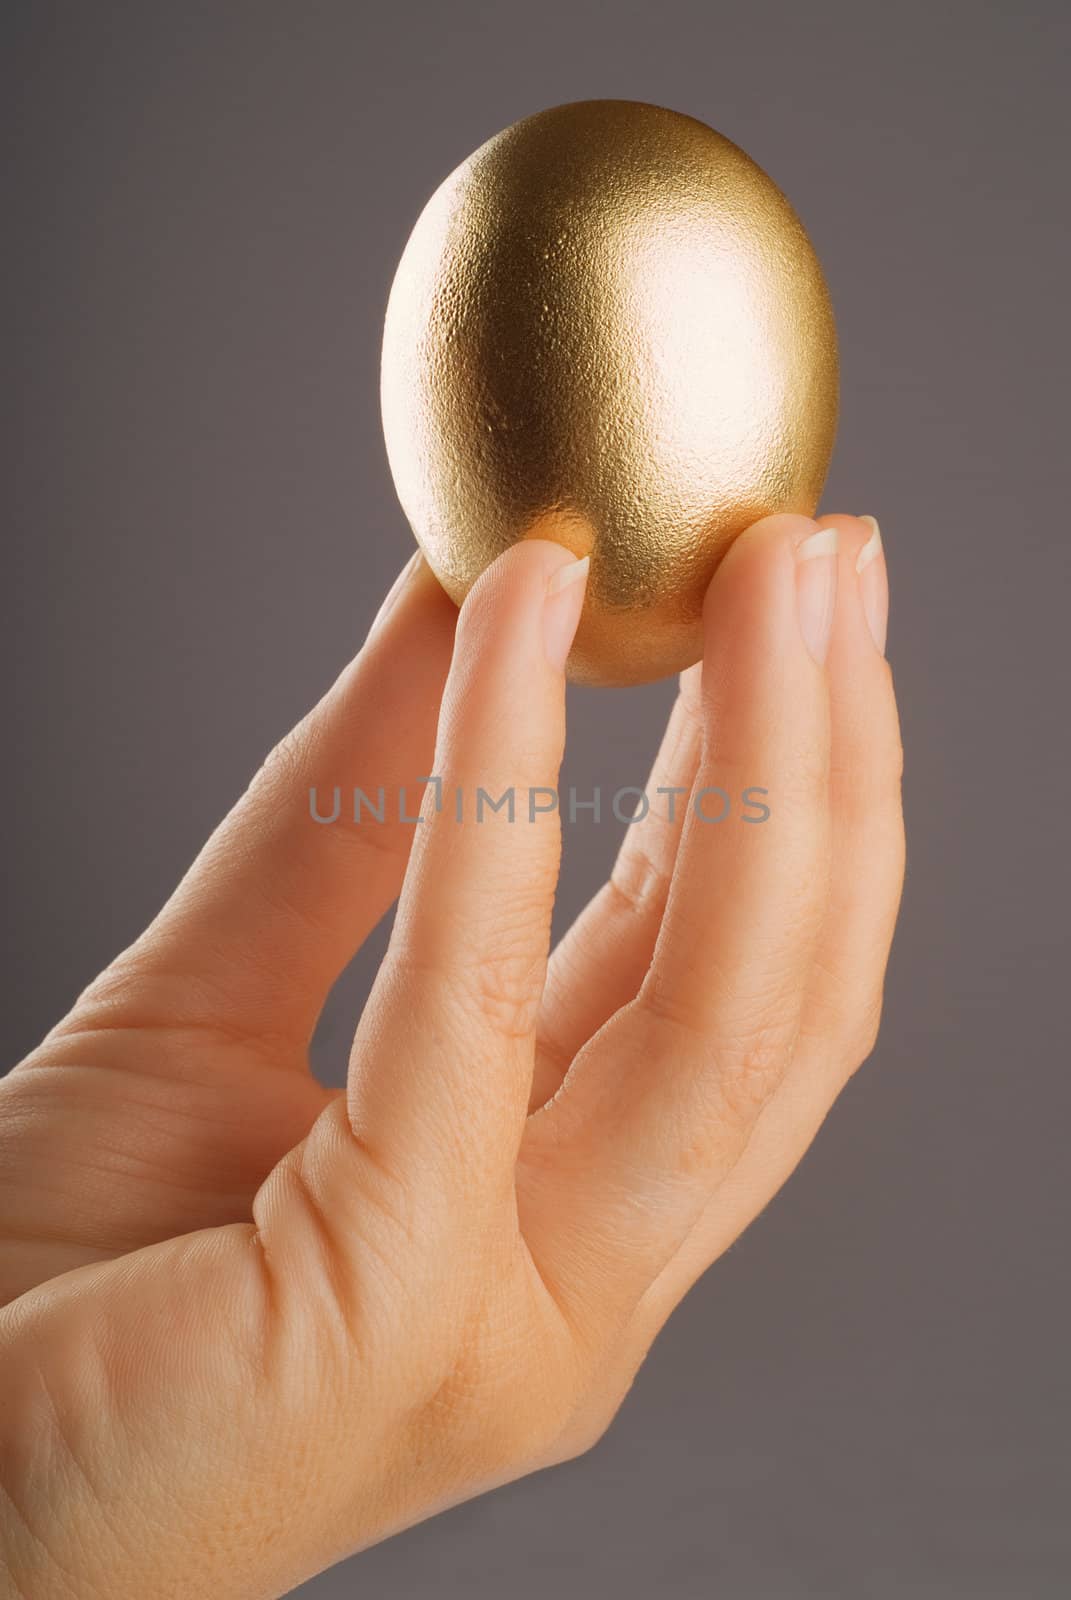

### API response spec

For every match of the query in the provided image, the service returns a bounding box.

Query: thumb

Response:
[347,538,590,1198]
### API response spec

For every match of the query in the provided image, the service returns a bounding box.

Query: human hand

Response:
[0,513,902,1599]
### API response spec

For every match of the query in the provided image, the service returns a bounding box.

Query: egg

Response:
[380,99,838,685]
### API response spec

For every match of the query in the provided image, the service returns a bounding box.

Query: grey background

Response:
[3,1,1069,1595]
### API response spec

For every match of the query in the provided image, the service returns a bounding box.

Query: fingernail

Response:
[543,555,590,671]
[796,526,838,664]
[856,516,888,656]
[367,550,421,641]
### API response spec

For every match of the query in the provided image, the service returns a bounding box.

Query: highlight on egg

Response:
[380,99,839,686]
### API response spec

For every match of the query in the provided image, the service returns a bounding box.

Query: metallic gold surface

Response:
[380,100,838,685]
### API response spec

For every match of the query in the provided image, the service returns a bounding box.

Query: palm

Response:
[0,1015,333,1304]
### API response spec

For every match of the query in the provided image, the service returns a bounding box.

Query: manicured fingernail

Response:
[856,516,887,655]
[796,526,838,664]
[543,555,590,670]
[367,550,421,641]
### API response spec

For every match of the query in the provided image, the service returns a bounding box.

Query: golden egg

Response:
[380,99,838,685]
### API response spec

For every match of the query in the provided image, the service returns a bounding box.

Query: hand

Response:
[0,514,902,1599]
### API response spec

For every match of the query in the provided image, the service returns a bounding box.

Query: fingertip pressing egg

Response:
[380,99,838,686]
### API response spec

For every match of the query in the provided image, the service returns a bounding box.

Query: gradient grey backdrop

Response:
[4,2,1069,1595]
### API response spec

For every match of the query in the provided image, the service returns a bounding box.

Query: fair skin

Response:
[0,511,902,1600]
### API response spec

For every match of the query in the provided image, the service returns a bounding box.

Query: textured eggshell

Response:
[381,99,838,685]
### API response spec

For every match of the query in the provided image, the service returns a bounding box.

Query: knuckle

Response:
[547,1403,617,1467]
[698,730,828,811]
[541,1344,647,1468]
[252,1105,420,1369]
[830,703,904,809]
[770,732,830,809]
[455,926,548,1042]
[610,842,673,920]
[393,902,550,1046]
[495,1385,579,1474]
[635,973,705,1041]
[795,735,833,799]
[716,1022,795,1131]
[255,717,316,792]
[254,1149,362,1360]
[804,977,887,1084]
[624,1012,796,1181]
[844,993,885,1076]
[831,749,904,813]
